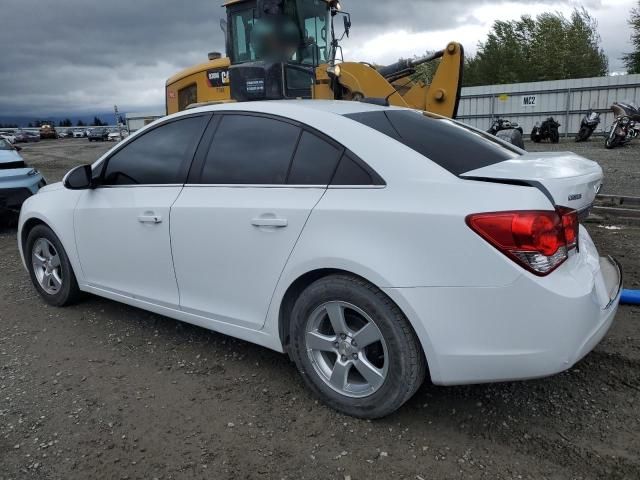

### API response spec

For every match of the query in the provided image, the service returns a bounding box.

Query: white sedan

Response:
[17,101,621,418]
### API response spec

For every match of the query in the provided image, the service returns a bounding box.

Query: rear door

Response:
[171,113,342,329]
[74,114,210,307]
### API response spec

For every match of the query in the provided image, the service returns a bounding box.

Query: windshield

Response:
[0,139,13,150]
[230,0,328,65]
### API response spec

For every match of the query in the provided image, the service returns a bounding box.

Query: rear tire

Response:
[550,130,560,143]
[496,129,525,149]
[289,274,426,419]
[25,225,81,307]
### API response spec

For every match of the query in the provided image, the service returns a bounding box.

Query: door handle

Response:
[251,217,288,228]
[138,214,162,224]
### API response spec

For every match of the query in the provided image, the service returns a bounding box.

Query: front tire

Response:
[605,127,621,149]
[25,225,81,307]
[289,274,426,419]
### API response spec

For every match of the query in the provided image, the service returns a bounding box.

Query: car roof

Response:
[186,99,406,118]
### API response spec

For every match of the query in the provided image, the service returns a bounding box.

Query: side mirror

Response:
[14,145,22,152]
[343,15,351,38]
[63,164,93,190]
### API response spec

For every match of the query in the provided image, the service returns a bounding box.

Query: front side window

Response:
[0,138,12,150]
[102,115,209,186]
[200,115,300,185]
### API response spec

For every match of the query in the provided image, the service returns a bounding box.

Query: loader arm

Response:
[314,42,464,119]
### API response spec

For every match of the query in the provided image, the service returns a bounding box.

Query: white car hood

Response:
[0,149,23,164]
[461,152,603,211]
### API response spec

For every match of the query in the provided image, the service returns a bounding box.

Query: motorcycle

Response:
[531,117,561,143]
[487,118,525,149]
[575,110,600,142]
[605,102,640,149]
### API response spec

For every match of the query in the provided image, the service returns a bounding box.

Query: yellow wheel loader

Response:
[166,0,464,118]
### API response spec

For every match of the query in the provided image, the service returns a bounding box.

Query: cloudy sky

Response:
[0,0,636,118]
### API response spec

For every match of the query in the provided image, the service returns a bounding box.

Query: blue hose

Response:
[621,290,640,305]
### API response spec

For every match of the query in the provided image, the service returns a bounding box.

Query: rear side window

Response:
[201,115,300,184]
[345,110,520,176]
[287,131,341,185]
[102,115,209,186]
[331,153,374,186]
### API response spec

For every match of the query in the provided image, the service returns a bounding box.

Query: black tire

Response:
[550,129,560,143]
[575,126,589,142]
[605,127,621,149]
[25,224,81,307]
[496,129,525,150]
[531,128,541,143]
[289,274,426,419]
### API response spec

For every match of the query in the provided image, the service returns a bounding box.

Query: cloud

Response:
[0,0,635,117]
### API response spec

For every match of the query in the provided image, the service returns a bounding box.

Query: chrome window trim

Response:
[95,184,184,189]
[181,184,387,189]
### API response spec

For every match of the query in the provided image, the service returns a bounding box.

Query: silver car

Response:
[0,139,46,212]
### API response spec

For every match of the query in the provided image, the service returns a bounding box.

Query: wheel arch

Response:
[19,212,84,285]
[276,267,434,382]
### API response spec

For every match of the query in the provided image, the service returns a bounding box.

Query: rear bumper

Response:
[385,228,622,386]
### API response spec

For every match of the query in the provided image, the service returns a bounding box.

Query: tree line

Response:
[23,117,109,128]
[409,5,640,87]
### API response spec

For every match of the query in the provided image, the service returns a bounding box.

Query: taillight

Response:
[466,209,579,276]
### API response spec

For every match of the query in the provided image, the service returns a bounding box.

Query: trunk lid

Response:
[460,152,603,211]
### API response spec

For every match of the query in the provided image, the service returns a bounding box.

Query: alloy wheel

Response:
[32,238,63,295]
[305,301,388,398]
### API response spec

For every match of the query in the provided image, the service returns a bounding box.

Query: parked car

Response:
[0,138,46,212]
[17,101,621,418]
[39,124,57,140]
[0,131,16,144]
[72,129,85,139]
[107,129,129,142]
[14,131,40,143]
[88,128,109,142]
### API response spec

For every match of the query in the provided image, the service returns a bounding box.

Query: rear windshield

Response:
[344,110,521,176]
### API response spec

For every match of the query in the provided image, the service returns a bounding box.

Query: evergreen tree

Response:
[623,2,640,74]
[463,8,608,86]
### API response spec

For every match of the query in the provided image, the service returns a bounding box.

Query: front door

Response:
[74,114,211,307]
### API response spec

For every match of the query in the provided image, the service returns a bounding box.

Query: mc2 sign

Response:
[522,95,537,107]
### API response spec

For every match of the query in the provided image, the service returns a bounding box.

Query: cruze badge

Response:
[568,193,583,201]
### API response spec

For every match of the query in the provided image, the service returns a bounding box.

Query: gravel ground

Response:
[0,139,639,479]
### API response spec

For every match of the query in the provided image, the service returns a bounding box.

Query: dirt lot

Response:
[1,139,639,479]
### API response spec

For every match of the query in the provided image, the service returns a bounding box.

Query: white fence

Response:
[457,74,640,136]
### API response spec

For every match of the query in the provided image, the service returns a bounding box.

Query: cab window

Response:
[231,9,257,63]
[178,84,198,112]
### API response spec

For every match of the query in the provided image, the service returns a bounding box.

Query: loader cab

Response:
[226,0,331,101]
